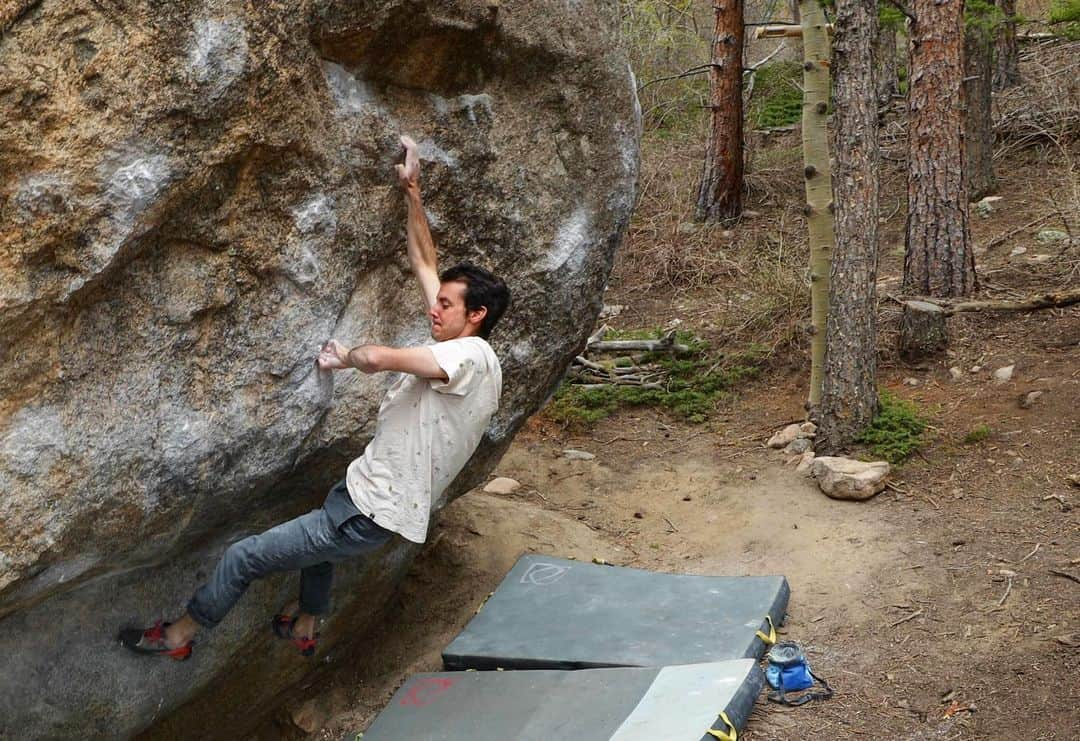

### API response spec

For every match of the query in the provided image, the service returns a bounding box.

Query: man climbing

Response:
[120,135,509,659]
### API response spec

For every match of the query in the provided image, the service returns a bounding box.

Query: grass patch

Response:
[544,329,759,428]
[963,424,993,444]
[855,392,928,464]
[749,61,804,129]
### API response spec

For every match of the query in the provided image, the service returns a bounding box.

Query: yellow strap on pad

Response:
[705,710,738,740]
[755,614,776,645]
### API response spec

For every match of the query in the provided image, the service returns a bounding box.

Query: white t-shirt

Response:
[345,336,502,543]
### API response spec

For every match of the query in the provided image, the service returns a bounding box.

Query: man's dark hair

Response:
[440,262,510,339]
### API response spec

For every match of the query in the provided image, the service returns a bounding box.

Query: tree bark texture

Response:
[818,0,880,454]
[901,0,973,359]
[799,0,834,411]
[964,12,996,200]
[694,0,744,222]
[993,0,1020,90]
[874,23,898,108]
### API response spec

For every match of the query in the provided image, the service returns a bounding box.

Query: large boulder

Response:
[0,1,639,737]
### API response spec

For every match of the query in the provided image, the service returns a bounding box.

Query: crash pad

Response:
[443,554,789,670]
[361,659,764,740]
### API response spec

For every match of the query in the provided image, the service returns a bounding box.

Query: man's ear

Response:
[467,306,488,328]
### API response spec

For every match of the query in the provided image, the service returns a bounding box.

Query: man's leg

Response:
[288,511,391,639]
[156,506,390,650]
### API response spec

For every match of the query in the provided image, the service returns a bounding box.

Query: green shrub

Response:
[963,424,993,444]
[749,61,804,129]
[855,392,928,464]
[1050,0,1080,39]
[544,329,758,427]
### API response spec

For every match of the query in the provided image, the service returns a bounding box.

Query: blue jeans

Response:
[186,480,393,628]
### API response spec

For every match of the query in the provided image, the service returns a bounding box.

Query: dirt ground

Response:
[250,66,1080,740]
[266,220,1079,740]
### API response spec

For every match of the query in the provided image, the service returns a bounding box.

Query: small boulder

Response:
[1018,390,1043,409]
[811,456,890,501]
[483,477,522,495]
[799,422,817,436]
[1009,246,1027,257]
[992,365,1015,384]
[903,377,919,387]
[975,196,1001,218]
[949,367,963,380]
[1035,229,1068,244]
[795,451,816,474]
[784,437,813,455]
[289,699,328,735]
[767,423,803,449]
[562,449,596,461]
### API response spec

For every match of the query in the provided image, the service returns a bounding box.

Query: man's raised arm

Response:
[396,135,441,310]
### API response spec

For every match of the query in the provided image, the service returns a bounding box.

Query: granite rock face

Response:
[0,1,639,736]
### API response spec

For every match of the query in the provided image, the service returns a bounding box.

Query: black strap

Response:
[767,668,833,707]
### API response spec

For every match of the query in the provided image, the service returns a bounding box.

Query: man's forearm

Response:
[344,345,381,373]
[403,185,437,275]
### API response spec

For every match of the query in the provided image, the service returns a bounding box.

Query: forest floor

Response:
[262,66,1079,740]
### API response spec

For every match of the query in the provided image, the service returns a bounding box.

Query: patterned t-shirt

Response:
[345,336,501,543]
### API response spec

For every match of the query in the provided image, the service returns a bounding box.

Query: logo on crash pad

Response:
[400,677,457,707]
[521,562,570,585]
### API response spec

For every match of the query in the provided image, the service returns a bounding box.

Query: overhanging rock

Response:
[0,0,640,736]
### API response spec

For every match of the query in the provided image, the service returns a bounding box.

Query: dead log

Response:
[754,23,834,39]
[900,289,1080,316]
[586,331,690,355]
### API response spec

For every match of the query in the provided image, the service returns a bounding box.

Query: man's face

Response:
[430,280,480,341]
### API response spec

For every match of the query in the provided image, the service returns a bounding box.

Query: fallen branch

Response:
[1018,543,1041,563]
[888,609,923,628]
[998,574,1014,606]
[898,289,1080,317]
[587,331,690,355]
[754,23,834,38]
[984,213,1054,250]
[1050,569,1080,585]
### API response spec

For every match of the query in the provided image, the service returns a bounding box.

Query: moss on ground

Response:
[855,391,928,464]
[545,329,760,427]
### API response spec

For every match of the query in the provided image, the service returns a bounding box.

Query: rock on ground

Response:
[811,457,891,501]
[483,477,522,495]
[0,1,639,737]
[768,422,815,449]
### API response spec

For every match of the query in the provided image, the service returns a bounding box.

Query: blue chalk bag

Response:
[765,641,833,706]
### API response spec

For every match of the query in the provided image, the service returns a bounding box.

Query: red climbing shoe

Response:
[271,614,319,657]
[118,620,193,661]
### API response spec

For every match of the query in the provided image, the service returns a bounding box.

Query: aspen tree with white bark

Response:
[798,0,834,411]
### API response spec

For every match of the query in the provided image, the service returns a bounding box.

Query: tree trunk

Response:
[993,0,1020,90]
[800,0,834,412]
[874,23,898,108]
[818,0,880,454]
[964,10,996,200]
[900,0,973,361]
[694,0,744,222]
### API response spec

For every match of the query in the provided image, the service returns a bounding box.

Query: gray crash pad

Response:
[362,660,764,740]
[443,555,789,670]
